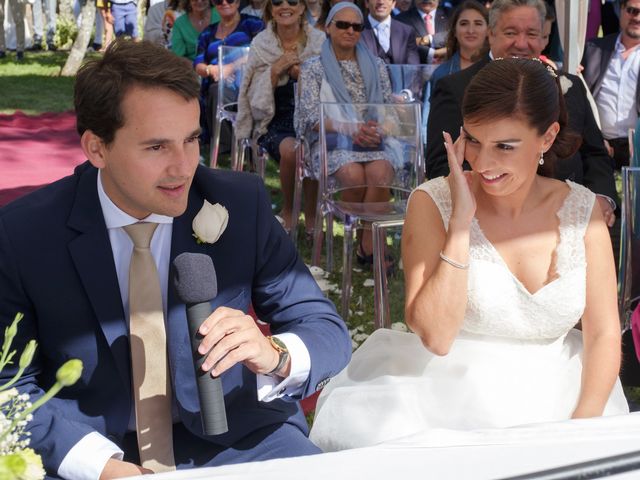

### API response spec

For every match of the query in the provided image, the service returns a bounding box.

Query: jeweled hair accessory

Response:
[494,56,558,78]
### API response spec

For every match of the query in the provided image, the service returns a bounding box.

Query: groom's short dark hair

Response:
[74,39,200,145]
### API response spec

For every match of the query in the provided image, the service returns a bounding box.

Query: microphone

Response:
[171,252,228,436]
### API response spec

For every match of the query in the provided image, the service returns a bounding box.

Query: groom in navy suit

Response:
[0,40,351,479]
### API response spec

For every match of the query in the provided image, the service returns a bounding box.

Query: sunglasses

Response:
[626,5,640,16]
[331,20,365,32]
[213,0,236,5]
[271,0,300,6]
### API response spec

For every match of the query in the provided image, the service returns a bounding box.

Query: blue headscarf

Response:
[320,1,384,105]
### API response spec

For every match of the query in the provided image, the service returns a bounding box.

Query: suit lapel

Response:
[67,164,131,392]
[166,172,211,414]
[412,8,426,36]
[389,20,402,64]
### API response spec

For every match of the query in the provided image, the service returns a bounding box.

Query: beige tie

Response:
[124,222,176,472]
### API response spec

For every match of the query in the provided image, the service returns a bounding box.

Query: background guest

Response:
[237,0,325,233]
[241,0,266,17]
[172,0,221,60]
[296,2,394,262]
[0,0,26,60]
[111,0,140,38]
[429,0,488,94]
[315,0,364,30]
[396,0,449,63]
[582,0,640,169]
[360,0,420,64]
[144,0,183,47]
[194,0,263,150]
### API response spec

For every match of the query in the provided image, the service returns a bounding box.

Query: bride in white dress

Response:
[309,58,629,452]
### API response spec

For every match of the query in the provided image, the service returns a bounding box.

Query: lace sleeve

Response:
[555,181,595,275]
[409,177,452,229]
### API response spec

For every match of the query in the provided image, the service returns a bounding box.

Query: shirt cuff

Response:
[257,332,310,402]
[58,431,124,480]
[596,194,617,212]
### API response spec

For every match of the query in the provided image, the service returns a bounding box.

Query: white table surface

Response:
[128,413,640,480]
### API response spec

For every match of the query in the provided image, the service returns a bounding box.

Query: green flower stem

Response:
[0,314,22,374]
[0,366,27,392]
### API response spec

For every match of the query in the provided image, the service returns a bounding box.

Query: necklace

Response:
[191,12,208,29]
[217,15,240,38]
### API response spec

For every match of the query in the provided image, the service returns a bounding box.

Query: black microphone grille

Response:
[171,253,218,304]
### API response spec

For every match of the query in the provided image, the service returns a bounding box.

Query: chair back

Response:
[385,64,438,145]
[317,101,424,220]
[619,166,640,330]
[210,45,251,168]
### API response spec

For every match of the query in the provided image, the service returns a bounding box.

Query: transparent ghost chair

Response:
[209,45,251,170]
[312,101,423,320]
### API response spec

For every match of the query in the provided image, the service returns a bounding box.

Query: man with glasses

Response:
[426,0,618,232]
[582,0,640,169]
[396,0,449,63]
[361,0,420,63]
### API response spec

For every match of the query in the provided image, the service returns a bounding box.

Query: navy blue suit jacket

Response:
[395,6,448,64]
[0,162,351,475]
[360,17,420,65]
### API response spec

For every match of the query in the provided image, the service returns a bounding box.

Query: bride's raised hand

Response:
[443,130,476,226]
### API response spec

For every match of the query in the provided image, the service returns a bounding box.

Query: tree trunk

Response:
[60,0,96,77]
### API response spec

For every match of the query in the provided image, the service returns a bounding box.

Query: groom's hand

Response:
[99,458,153,479]
[197,307,286,377]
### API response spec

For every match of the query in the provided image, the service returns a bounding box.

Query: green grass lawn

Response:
[0,51,76,114]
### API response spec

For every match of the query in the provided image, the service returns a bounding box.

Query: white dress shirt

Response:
[369,14,392,53]
[595,35,640,139]
[58,171,311,480]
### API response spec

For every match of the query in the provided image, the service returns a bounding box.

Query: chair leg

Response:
[372,223,389,330]
[341,221,355,321]
[326,212,334,273]
[210,111,223,169]
[312,204,324,267]
[290,153,303,245]
[230,129,239,170]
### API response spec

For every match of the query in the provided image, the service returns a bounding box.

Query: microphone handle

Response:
[186,302,229,435]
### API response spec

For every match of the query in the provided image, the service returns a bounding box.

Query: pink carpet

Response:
[0,111,86,206]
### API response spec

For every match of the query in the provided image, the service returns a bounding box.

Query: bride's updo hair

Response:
[461,57,581,177]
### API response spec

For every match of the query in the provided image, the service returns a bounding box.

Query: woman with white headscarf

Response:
[296,1,393,264]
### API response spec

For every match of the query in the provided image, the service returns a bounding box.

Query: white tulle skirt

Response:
[309,328,629,452]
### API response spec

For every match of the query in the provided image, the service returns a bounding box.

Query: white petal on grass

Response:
[390,322,408,332]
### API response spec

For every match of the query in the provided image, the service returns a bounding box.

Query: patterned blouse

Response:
[296,55,393,177]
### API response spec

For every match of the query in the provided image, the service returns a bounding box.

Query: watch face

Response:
[271,336,288,352]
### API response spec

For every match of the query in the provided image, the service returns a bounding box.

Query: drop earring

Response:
[539,151,545,166]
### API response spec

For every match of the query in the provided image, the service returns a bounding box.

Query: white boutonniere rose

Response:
[192,200,229,244]
[559,75,572,95]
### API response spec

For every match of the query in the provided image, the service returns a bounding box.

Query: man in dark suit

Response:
[0,40,351,479]
[396,0,449,63]
[361,0,420,64]
[582,0,640,169]
[426,0,618,227]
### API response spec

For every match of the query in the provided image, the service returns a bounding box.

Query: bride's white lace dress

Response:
[309,177,629,452]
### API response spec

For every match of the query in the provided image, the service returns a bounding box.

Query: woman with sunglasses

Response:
[296,1,393,264]
[194,0,264,149]
[314,0,364,31]
[236,0,325,234]
[171,0,220,60]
